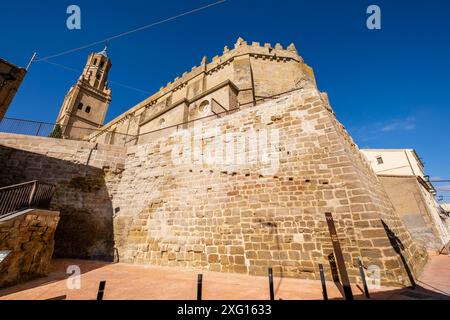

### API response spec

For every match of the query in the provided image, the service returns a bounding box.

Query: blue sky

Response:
[1,0,449,198]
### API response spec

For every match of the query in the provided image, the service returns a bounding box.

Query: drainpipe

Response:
[248,56,256,106]
[86,142,98,165]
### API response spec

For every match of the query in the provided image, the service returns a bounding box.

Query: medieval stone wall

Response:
[321,100,429,284]
[0,209,59,288]
[0,134,125,260]
[0,89,429,286]
[110,89,428,286]
[88,39,314,145]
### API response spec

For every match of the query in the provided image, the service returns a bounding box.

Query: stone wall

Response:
[0,134,125,260]
[111,89,428,286]
[320,98,429,285]
[0,209,59,288]
[0,58,27,121]
[0,89,429,286]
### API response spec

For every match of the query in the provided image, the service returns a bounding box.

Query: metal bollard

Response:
[319,264,328,300]
[325,212,354,300]
[357,256,370,298]
[197,274,203,301]
[96,281,106,301]
[268,267,274,300]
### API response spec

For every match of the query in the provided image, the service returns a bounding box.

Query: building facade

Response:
[0,58,27,121]
[89,38,317,146]
[55,47,112,140]
[0,38,433,286]
[439,204,450,235]
[361,149,450,251]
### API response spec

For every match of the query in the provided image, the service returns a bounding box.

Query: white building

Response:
[441,204,450,231]
[361,149,450,252]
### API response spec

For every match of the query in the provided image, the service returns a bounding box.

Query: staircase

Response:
[0,181,55,218]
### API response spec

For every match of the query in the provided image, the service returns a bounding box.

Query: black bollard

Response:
[197,274,203,301]
[268,267,275,300]
[319,264,328,300]
[357,256,370,299]
[96,281,106,301]
[325,212,354,300]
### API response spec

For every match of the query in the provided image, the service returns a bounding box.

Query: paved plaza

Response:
[1,254,449,300]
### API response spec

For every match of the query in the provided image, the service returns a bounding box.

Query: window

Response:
[199,100,210,114]
[85,106,91,113]
[159,118,166,128]
[376,156,384,165]
[77,103,83,110]
[96,73,101,80]
[100,61,105,70]
[93,59,98,66]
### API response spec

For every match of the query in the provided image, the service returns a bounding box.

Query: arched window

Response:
[199,100,210,114]
[77,103,83,110]
[93,58,98,66]
[85,106,91,113]
[159,118,166,128]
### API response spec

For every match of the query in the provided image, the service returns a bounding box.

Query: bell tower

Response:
[55,46,112,139]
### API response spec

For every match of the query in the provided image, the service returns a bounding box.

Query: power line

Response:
[35,0,227,62]
[109,80,151,95]
[42,60,152,95]
[41,59,79,73]
[41,59,152,95]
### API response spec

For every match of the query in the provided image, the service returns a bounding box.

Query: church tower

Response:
[55,46,112,139]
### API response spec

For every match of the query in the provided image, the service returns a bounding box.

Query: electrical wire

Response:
[40,59,152,95]
[35,0,226,62]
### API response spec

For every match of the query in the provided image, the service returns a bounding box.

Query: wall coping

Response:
[95,39,305,134]
[0,132,126,153]
[0,209,60,224]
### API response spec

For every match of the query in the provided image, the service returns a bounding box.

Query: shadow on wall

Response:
[381,220,416,288]
[0,145,115,262]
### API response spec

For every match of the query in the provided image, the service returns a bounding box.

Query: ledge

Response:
[0,209,60,224]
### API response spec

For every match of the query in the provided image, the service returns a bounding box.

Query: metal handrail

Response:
[0,180,56,218]
[0,180,38,190]
[0,87,306,145]
[137,87,304,138]
[0,117,137,145]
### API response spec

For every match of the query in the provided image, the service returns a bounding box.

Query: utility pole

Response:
[26,52,38,71]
